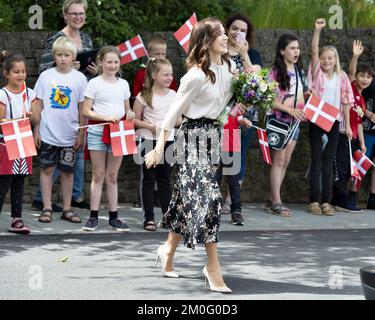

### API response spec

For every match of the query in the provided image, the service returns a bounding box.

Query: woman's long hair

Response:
[186,17,232,84]
[273,34,303,91]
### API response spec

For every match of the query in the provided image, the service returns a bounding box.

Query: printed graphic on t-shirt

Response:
[49,86,72,109]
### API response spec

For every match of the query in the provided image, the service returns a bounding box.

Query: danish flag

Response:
[352,150,374,191]
[117,35,148,65]
[257,128,272,165]
[173,13,198,53]
[222,116,241,153]
[303,95,339,132]
[349,143,360,179]
[0,119,37,160]
[110,120,137,157]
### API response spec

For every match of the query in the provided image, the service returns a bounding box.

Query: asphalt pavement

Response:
[0,203,374,300]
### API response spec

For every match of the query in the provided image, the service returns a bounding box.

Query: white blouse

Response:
[161,60,236,130]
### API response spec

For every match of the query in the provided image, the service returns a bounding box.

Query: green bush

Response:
[1,0,374,34]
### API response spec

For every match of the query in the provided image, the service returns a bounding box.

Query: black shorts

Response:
[39,142,76,173]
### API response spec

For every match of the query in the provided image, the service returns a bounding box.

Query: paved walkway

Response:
[1,203,375,236]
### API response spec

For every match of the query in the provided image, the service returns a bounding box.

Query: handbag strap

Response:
[289,65,300,127]
[1,88,13,119]
[293,65,299,110]
[0,87,29,119]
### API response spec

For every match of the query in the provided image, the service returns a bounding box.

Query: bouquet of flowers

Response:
[231,68,277,121]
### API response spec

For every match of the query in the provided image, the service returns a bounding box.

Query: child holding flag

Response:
[0,51,37,234]
[81,46,134,232]
[332,40,375,212]
[307,18,354,216]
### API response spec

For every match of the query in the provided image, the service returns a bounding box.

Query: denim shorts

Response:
[87,129,112,153]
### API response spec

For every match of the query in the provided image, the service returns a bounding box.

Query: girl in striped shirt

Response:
[0,51,37,234]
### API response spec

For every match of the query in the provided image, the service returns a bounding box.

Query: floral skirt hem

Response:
[159,118,222,250]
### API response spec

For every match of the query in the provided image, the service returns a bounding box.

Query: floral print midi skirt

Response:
[160,118,223,249]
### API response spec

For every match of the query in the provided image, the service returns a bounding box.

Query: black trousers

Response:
[215,152,242,213]
[140,139,173,223]
[332,134,359,206]
[309,121,340,203]
[0,175,25,218]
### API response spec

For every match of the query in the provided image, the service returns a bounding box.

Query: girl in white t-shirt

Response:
[0,51,37,234]
[81,46,135,232]
[133,58,180,231]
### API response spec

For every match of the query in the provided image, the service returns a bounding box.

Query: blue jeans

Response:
[239,122,258,181]
[365,133,375,159]
[34,150,85,202]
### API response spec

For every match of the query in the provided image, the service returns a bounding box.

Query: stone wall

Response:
[0,29,374,203]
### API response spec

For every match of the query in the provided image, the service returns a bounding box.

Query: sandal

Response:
[308,202,322,215]
[263,199,273,209]
[61,210,81,223]
[322,203,335,216]
[8,218,31,235]
[39,208,52,223]
[144,220,157,231]
[268,203,292,217]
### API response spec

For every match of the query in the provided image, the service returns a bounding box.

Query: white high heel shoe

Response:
[155,245,179,278]
[203,266,232,293]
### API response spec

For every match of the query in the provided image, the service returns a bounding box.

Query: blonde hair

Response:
[141,58,172,109]
[319,45,342,74]
[147,34,167,52]
[96,46,121,75]
[52,36,77,59]
[62,0,88,14]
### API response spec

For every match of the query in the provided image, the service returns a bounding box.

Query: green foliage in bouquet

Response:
[231,68,277,113]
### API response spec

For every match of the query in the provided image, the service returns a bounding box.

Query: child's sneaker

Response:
[108,218,130,232]
[231,211,244,226]
[8,218,31,235]
[335,203,363,214]
[81,218,98,231]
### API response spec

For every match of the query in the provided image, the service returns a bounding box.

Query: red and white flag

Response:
[349,142,360,179]
[20,82,27,105]
[222,117,241,153]
[303,95,339,132]
[353,150,374,191]
[110,120,137,157]
[117,35,148,65]
[173,13,198,53]
[257,128,272,165]
[0,119,37,160]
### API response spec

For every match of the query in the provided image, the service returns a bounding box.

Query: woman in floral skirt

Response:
[145,17,236,293]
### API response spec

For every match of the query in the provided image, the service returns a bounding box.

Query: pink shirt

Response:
[308,62,354,127]
[268,67,305,123]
